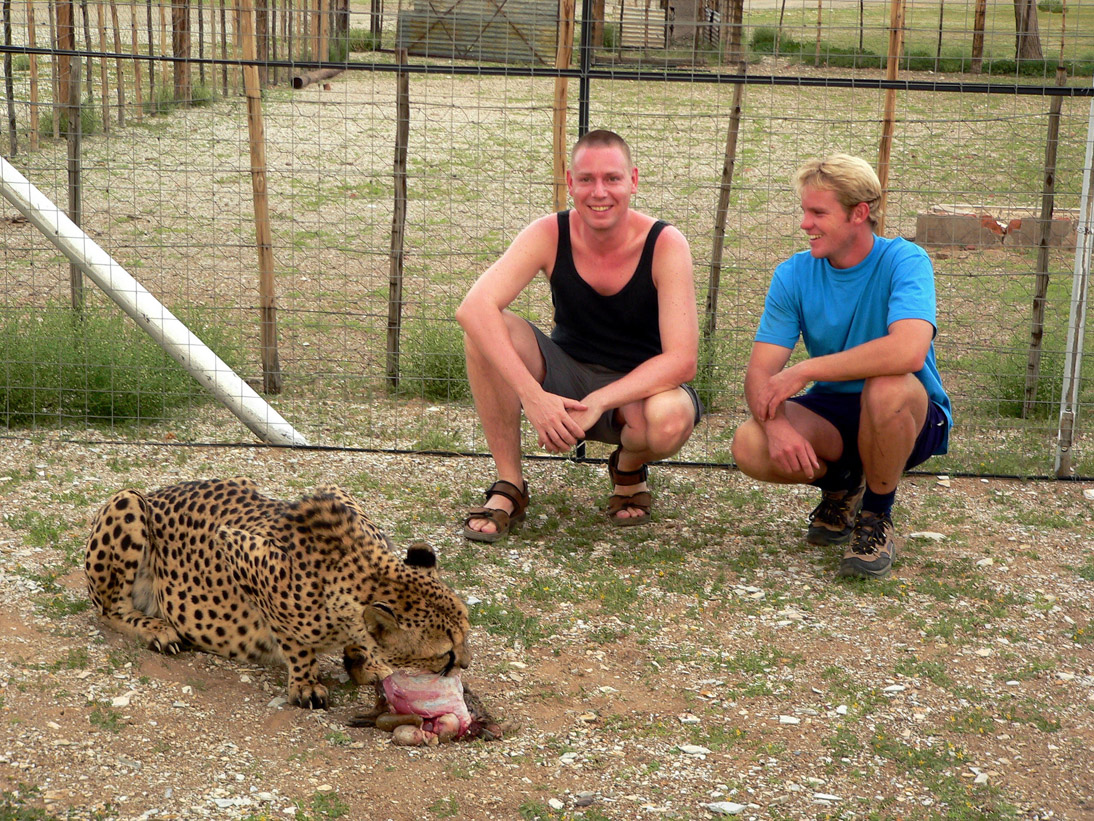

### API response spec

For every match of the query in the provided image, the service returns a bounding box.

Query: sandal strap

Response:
[464,505,512,529]
[608,448,648,487]
[483,479,529,515]
[607,491,652,516]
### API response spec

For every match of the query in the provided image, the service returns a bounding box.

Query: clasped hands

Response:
[522,391,602,453]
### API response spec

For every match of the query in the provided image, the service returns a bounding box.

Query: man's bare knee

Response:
[731,419,767,478]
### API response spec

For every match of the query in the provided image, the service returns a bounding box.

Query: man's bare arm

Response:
[755,318,934,421]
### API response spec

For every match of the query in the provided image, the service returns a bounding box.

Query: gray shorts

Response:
[528,321,703,446]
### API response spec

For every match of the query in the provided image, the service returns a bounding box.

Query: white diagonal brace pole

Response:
[0,156,309,447]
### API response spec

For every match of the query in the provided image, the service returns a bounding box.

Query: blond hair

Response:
[794,153,882,230]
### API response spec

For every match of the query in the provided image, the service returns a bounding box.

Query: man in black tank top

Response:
[455,130,703,543]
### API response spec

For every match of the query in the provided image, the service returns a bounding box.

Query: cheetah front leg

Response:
[219,526,343,709]
[83,490,185,655]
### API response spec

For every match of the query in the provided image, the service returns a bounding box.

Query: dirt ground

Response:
[0,437,1092,821]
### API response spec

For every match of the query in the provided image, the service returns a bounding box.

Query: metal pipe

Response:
[1055,76,1094,477]
[0,156,309,447]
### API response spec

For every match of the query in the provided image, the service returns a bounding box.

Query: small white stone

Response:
[976,558,994,567]
[835,705,848,715]
[705,802,746,815]
[547,798,564,810]
[814,792,842,802]
[1082,488,1094,501]
[679,744,711,756]
[778,715,801,725]
[909,531,946,541]
[883,685,907,694]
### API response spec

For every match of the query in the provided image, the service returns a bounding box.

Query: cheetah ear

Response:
[365,602,401,633]
[404,542,437,570]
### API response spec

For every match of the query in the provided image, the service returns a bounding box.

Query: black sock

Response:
[862,487,896,517]
[812,459,862,493]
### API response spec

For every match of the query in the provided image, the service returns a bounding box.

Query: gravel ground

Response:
[0,435,1092,820]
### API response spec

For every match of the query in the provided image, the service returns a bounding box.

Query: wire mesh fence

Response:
[0,0,1092,478]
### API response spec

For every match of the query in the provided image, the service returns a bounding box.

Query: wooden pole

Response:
[239,0,281,393]
[108,0,124,127]
[971,0,986,73]
[1023,17,1071,416]
[3,0,17,156]
[79,0,92,102]
[774,0,786,55]
[291,65,342,88]
[814,0,821,65]
[130,5,143,119]
[197,0,205,87]
[875,0,904,236]
[231,0,240,95]
[27,0,39,150]
[933,0,943,73]
[386,48,410,388]
[706,65,745,340]
[67,56,84,311]
[158,2,167,98]
[59,7,84,312]
[145,0,154,106]
[49,0,60,138]
[553,0,575,211]
[219,0,227,94]
[57,0,72,135]
[95,0,109,132]
[173,0,191,103]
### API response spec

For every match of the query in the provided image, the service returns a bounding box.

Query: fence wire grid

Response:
[0,0,1092,479]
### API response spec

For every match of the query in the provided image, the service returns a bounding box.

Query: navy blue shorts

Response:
[787,391,948,471]
[528,321,703,446]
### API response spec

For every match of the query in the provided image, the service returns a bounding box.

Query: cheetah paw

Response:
[289,682,329,710]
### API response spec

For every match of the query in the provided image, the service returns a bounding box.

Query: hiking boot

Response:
[838,511,899,579]
[805,477,865,546]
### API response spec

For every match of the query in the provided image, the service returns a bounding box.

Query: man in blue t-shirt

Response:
[732,154,951,579]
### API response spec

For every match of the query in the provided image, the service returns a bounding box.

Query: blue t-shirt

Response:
[755,235,952,454]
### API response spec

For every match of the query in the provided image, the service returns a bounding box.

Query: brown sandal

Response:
[462,480,529,543]
[606,448,652,527]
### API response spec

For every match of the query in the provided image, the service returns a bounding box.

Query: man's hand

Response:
[755,363,809,423]
[521,390,589,453]
[763,416,820,480]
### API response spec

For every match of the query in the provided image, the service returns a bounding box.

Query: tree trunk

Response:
[173,0,191,103]
[971,0,986,73]
[1014,0,1043,61]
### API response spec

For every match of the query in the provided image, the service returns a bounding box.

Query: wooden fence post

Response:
[130,8,143,120]
[108,0,124,127]
[27,0,39,150]
[553,0,574,212]
[386,48,410,388]
[706,64,745,340]
[876,0,904,236]
[240,0,283,393]
[4,0,17,156]
[95,0,109,132]
[1024,9,1070,417]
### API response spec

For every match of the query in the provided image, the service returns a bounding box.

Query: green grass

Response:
[390,316,470,403]
[0,304,244,429]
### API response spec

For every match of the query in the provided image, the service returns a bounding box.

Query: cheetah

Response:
[84,477,471,709]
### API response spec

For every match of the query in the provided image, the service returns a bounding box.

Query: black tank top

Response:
[549,210,667,373]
